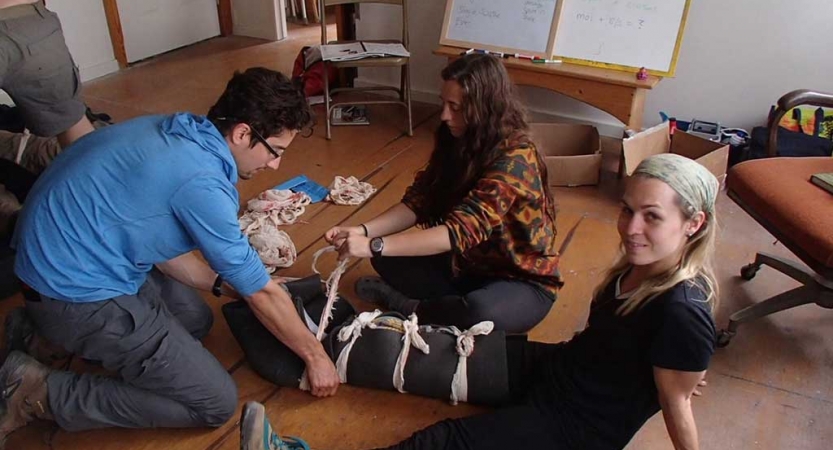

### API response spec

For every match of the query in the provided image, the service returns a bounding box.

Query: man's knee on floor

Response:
[185,301,214,340]
[196,380,238,427]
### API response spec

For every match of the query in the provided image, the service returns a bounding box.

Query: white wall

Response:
[232,0,287,41]
[117,0,220,63]
[356,0,833,136]
[49,0,119,82]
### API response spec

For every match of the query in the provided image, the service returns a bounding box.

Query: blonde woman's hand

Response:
[692,372,708,397]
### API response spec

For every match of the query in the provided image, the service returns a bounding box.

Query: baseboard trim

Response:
[79,59,121,83]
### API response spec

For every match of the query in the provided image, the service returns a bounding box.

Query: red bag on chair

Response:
[291,46,337,98]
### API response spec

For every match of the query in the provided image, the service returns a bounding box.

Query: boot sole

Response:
[239,401,262,450]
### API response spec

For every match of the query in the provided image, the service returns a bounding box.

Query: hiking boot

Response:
[240,401,309,450]
[3,309,72,370]
[354,276,418,315]
[0,351,52,449]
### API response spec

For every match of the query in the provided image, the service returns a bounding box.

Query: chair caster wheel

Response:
[716,330,734,348]
[740,264,760,280]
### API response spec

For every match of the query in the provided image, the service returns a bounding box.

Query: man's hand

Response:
[324,225,364,246]
[305,354,340,397]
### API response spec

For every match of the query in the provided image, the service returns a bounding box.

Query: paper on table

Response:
[320,42,409,61]
[320,42,366,61]
[361,42,410,57]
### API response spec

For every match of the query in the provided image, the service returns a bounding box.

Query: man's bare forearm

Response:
[246,281,328,364]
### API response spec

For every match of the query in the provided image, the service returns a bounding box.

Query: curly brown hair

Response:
[417,54,556,227]
[207,67,314,145]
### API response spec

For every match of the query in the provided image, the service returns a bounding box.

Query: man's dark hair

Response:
[208,67,314,144]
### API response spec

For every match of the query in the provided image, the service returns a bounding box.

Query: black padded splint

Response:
[323,313,510,406]
[224,279,510,405]
[222,275,355,388]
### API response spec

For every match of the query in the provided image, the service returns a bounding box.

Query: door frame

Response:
[102,0,345,68]
[102,0,234,68]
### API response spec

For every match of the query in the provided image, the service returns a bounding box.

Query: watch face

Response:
[371,237,383,253]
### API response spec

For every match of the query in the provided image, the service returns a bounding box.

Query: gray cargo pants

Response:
[23,269,237,431]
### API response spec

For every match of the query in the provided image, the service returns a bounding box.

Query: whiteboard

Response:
[554,0,689,75]
[440,0,561,57]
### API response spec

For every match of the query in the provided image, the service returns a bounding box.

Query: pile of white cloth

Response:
[239,189,310,273]
[327,175,376,206]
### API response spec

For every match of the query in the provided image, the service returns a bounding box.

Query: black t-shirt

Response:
[530,277,716,449]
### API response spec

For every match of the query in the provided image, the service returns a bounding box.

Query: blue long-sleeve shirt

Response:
[13,113,270,302]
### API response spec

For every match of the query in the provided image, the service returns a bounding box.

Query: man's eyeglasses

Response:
[213,117,297,159]
[247,126,284,160]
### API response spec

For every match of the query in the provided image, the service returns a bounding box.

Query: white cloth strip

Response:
[442,321,494,405]
[310,246,349,340]
[334,310,384,383]
[298,246,351,390]
[15,128,30,165]
[392,314,430,394]
[327,175,376,206]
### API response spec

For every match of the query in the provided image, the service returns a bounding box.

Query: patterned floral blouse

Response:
[402,143,563,300]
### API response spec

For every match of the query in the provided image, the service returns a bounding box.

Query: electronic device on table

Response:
[687,119,722,142]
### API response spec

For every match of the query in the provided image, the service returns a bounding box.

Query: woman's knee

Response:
[463,288,552,333]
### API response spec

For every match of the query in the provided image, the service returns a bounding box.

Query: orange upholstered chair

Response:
[717,90,833,346]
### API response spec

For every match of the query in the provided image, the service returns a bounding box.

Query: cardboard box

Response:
[530,123,602,187]
[622,122,729,181]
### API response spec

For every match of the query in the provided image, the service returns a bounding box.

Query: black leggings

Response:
[378,405,561,450]
[378,338,582,450]
[371,254,554,334]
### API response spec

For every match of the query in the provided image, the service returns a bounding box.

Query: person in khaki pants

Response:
[0,0,94,147]
[0,0,96,300]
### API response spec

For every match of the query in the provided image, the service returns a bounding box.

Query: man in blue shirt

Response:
[1,68,340,440]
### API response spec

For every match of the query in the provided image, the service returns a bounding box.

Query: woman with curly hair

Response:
[325,54,562,334]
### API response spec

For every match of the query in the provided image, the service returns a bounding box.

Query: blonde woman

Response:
[242,153,719,450]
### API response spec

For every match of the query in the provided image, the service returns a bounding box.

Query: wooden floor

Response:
[4,23,833,450]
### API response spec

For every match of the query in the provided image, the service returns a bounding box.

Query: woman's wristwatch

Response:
[369,237,384,258]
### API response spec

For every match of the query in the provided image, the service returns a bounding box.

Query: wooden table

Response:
[434,46,662,131]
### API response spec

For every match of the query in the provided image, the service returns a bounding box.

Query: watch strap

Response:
[212,275,224,297]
